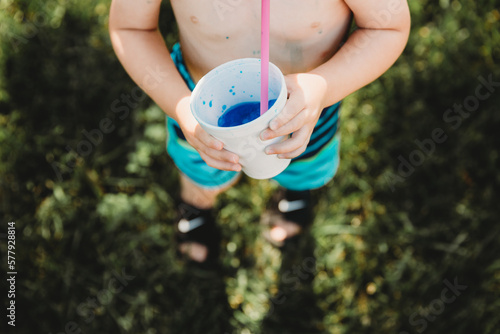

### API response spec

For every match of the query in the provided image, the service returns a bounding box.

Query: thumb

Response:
[269,84,304,131]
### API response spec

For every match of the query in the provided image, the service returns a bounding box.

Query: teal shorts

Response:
[166,43,341,191]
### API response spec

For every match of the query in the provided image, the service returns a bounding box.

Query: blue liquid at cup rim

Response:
[217,99,277,128]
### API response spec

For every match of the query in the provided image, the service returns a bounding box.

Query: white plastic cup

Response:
[190,58,290,179]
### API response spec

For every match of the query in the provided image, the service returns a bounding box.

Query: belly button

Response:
[191,16,199,24]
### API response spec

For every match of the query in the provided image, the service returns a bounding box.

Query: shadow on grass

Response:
[261,230,327,334]
[166,265,235,334]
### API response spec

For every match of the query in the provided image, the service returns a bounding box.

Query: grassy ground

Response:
[1,1,499,333]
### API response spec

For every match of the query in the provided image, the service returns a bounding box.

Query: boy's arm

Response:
[262,0,411,159]
[109,0,187,122]
[109,0,241,171]
[312,0,411,106]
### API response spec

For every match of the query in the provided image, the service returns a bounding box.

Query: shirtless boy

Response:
[109,0,411,264]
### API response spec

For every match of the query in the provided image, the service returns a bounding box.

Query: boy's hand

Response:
[176,97,242,172]
[260,73,328,159]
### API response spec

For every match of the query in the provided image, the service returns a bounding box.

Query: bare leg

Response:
[178,173,240,262]
[179,173,222,209]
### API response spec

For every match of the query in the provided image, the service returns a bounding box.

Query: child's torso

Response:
[170,0,352,82]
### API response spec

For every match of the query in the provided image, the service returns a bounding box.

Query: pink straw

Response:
[260,0,270,116]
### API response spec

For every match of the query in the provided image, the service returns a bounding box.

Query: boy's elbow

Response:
[108,2,123,35]
[381,4,411,47]
[384,1,412,40]
[394,1,411,34]
[400,7,411,39]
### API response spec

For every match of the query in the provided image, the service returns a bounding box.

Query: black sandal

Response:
[261,188,313,249]
[174,201,222,269]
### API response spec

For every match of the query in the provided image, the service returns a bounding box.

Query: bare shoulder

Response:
[343,0,410,30]
[109,0,163,30]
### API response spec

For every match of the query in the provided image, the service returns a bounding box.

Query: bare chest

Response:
[170,0,350,42]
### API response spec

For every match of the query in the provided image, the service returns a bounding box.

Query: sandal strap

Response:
[279,189,312,229]
[177,202,212,222]
[177,202,212,233]
[175,202,221,260]
[177,216,206,233]
[278,198,308,213]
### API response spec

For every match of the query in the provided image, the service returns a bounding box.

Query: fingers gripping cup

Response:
[190,58,290,179]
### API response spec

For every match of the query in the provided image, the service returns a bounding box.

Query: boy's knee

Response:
[180,174,233,208]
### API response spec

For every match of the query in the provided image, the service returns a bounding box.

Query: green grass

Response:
[1,1,499,333]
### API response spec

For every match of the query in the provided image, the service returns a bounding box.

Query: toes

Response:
[270,226,288,242]
[179,242,208,262]
[269,220,302,242]
[275,219,302,235]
